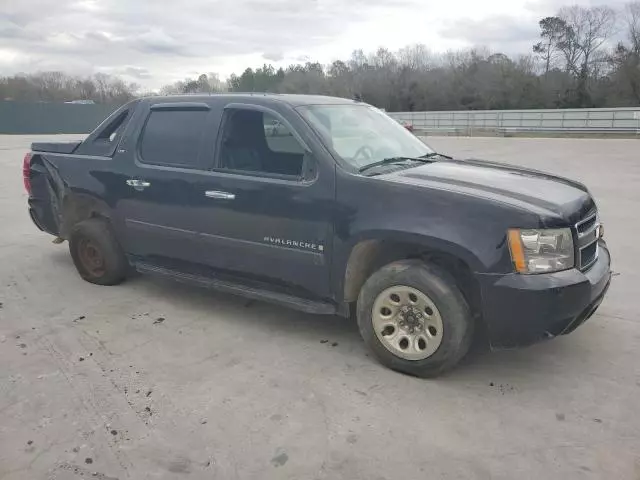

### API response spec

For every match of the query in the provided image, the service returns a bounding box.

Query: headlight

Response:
[507,228,574,274]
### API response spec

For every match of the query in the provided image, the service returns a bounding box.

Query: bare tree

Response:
[159,81,185,95]
[559,6,617,77]
[608,2,640,103]
[159,73,226,95]
[397,44,433,71]
[0,71,137,103]
[533,17,567,74]
[624,1,640,52]
[542,6,617,106]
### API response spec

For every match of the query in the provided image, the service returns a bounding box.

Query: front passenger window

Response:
[218,109,305,177]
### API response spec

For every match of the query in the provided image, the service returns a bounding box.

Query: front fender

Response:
[342,230,486,272]
[331,171,540,302]
[331,229,492,304]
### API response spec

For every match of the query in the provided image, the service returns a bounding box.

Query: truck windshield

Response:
[297,104,433,170]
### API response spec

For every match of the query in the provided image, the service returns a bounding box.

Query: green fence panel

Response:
[0,101,119,134]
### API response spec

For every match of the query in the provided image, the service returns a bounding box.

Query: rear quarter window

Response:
[139,109,209,169]
[75,104,134,157]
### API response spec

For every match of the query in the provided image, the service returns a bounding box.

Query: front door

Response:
[194,105,335,298]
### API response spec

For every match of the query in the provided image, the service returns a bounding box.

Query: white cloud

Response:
[0,0,632,88]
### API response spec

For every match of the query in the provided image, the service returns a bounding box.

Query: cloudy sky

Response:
[0,0,629,89]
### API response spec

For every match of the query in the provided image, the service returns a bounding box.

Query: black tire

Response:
[68,218,128,286]
[357,259,474,378]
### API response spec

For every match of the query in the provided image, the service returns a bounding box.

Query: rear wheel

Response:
[357,259,474,377]
[69,218,128,286]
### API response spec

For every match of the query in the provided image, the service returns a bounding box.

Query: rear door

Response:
[193,103,336,298]
[113,101,219,264]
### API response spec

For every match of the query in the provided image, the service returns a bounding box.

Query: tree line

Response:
[2,3,639,111]
[0,72,139,105]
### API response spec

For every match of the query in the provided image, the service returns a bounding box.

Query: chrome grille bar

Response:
[575,212,599,271]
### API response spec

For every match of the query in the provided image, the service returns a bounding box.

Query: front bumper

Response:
[476,240,611,348]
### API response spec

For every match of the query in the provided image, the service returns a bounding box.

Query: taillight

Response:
[23,152,33,195]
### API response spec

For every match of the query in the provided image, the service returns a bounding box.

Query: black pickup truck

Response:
[24,94,611,377]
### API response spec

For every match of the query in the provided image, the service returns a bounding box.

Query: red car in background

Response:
[402,121,414,132]
[379,108,414,133]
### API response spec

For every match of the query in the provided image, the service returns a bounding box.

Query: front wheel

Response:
[357,259,474,377]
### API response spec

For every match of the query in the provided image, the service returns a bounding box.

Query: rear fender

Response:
[30,156,113,239]
[59,192,113,239]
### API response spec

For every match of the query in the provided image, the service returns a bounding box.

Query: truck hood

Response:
[381,159,595,223]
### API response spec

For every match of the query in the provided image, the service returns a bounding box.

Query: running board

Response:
[135,262,337,315]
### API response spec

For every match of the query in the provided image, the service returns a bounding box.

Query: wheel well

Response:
[60,194,111,239]
[343,240,482,317]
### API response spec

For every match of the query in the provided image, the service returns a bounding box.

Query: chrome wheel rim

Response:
[371,285,444,360]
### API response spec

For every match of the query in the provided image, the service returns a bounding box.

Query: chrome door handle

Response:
[126,179,151,188]
[205,190,235,200]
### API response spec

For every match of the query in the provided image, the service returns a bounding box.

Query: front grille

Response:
[580,241,598,269]
[577,215,597,234]
[575,211,599,271]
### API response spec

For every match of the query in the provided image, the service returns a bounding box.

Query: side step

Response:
[135,262,337,315]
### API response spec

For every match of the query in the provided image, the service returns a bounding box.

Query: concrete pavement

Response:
[1,135,638,479]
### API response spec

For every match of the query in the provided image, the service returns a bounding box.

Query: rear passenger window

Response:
[139,109,208,169]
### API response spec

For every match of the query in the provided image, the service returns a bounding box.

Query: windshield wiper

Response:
[358,156,432,173]
[420,152,453,160]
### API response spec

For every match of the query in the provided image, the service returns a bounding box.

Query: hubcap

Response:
[371,285,444,360]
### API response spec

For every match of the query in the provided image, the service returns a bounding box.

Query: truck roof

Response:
[144,93,359,107]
